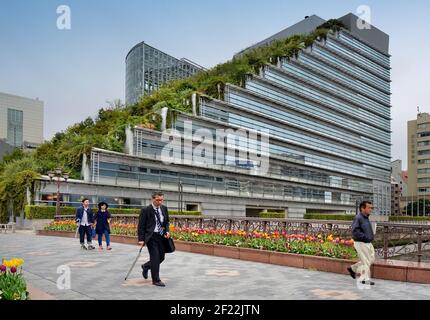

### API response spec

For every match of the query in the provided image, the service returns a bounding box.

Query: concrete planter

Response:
[37,229,75,238]
[190,242,214,255]
[303,255,353,274]
[407,263,430,284]
[373,260,409,282]
[269,251,304,268]
[213,245,240,259]
[239,247,270,263]
[36,230,430,284]
[175,241,192,252]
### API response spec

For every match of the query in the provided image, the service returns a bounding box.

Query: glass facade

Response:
[7,108,23,147]
[92,155,358,206]
[129,129,373,193]
[200,29,390,214]
[125,42,202,105]
[89,28,391,216]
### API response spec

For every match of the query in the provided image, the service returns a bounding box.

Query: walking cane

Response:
[125,243,145,281]
[74,220,80,238]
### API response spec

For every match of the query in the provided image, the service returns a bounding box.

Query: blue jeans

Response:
[97,230,110,246]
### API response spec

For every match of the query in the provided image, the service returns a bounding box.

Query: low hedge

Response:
[304,214,430,222]
[25,205,74,219]
[304,214,355,221]
[259,212,285,218]
[389,216,430,222]
[170,211,201,216]
[24,205,201,219]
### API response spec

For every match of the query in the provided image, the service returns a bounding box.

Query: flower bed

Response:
[45,220,138,237]
[0,258,29,300]
[170,226,356,259]
[45,221,357,259]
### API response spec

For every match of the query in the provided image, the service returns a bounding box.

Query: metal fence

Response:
[55,215,430,262]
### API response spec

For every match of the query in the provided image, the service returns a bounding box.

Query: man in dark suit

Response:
[75,198,95,250]
[138,191,170,287]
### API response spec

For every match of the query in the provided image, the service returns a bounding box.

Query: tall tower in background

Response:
[0,92,44,160]
[408,112,430,197]
[125,42,204,106]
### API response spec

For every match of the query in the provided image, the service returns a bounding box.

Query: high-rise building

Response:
[408,112,430,197]
[391,159,408,214]
[125,42,204,106]
[391,177,401,215]
[34,13,392,217]
[391,159,408,196]
[0,92,44,159]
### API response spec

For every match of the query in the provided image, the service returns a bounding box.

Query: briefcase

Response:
[163,237,175,253]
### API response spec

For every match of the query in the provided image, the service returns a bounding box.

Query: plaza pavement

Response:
[1,231,430,300]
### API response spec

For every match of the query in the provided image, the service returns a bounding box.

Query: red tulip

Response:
[10,266,17,273]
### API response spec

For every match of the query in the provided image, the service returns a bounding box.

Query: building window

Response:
[418,150,430,156]
[7,108,23,147]
[418,132,430,138]
[418,141,430,147]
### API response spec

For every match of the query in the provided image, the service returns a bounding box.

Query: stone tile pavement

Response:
[1,231,430,300]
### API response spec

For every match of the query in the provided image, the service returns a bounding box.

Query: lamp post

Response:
[178,179,183,213]
[47,168,69,219]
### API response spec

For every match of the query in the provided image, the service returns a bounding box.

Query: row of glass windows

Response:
[254,72,390,131]
[226,90,390,156]
[38,193,145,209]
[325,39,390,79]
[132,133,374,193]
[279,62,391,123]
[126,46,144,105]
[417,141,430,147]
[201,104,390,179]
[95,160,358,204]
[126,43,200,104]
[418,150,430,156]
[178,117,386,182]
[417,168,430,174]
[7,108,23,148]
[418,178,430,183]
[338,32,390,68]
[298,54,390,105]
[312,45,390,91]
[196,106,390,181]
[418,132,430,138]
[227,110,389,170]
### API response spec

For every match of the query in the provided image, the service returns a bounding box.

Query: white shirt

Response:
[80,207,89,226]
[152,204,164,232]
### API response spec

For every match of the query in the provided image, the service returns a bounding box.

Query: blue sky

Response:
[1,0,430,167]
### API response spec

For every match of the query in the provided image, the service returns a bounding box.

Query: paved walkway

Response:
[1,231,430,300]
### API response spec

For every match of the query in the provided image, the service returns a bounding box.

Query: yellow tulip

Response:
[14,258,24,267]
[1,258,24,268]
[4,260,14,268]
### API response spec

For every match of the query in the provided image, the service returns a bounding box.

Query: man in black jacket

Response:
[138,191,170,287]
[347,200,376,285]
